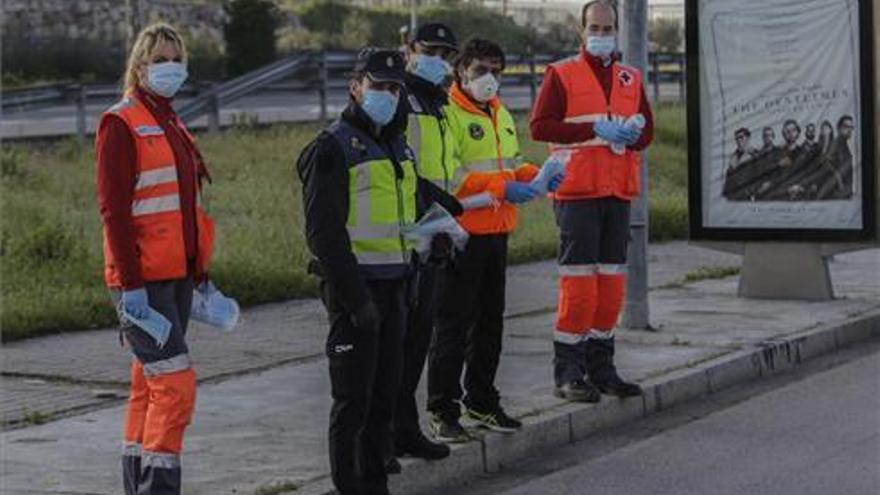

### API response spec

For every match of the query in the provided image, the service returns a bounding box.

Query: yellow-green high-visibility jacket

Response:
[446,82,539,235]
[327,119,418,273]
[405,86,458,193]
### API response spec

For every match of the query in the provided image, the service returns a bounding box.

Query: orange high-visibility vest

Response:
[549,55,643,201]
[100,94,215,288]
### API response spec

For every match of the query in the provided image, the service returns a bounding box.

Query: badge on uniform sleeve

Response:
[618,69,634,87]
[469,123,485,140]
[351,136,367,152]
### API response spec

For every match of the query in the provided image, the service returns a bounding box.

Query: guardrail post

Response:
[652,52,660,102]
[528,48,537,107]
[319,51,329,123]
[208,89,220,133]
[678,55,686,102]
[75,84,87,145]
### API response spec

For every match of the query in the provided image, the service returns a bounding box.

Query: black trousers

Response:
[427,234,508,418]
[321,278,407,495]
[394,263,439,440]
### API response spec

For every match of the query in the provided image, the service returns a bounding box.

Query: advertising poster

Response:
[687,0,875,240]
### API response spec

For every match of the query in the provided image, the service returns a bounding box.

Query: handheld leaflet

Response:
[402,203,469,257]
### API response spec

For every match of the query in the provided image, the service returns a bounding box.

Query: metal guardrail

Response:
[1,51,685,142]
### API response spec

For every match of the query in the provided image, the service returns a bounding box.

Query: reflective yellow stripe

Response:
[134,166,177,191]
[131,194,180,217]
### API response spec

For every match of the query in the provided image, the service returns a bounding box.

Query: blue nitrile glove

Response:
[121,288,150,320]
[504,181,540,204]
[547,173,566,192]
[593,120,630,145]
[620,125,642,145]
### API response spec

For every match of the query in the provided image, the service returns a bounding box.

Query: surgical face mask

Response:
[146,62,188,98]
[465,73,499,103]
[411,54,451,86]
[585,35,616,58]
[361,89,399,126]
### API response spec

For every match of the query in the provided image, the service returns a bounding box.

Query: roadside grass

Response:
[0,104,687,341]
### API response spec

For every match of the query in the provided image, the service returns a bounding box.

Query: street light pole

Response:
[410,0,418,33]
[620,0,652,331]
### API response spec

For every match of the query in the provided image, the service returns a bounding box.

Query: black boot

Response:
[585,338,642,398]
[395,430,451,460]
[554,378,601,403]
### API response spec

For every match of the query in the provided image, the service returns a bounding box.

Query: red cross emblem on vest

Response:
[619,69,633,87]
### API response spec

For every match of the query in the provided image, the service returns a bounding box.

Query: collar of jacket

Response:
[404,72,449,115]
[580,46,622,71]
[341,94,409,143]
[134,85,175,120]
[449,81,501,119]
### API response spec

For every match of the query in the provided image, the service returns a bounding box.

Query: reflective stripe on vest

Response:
[132,194,181,217]
[134,165,177,190]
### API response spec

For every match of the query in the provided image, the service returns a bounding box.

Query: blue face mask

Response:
[411,54,451,86]
[147,62,188,98]
[361,89,399,126]
[586,35,616,58]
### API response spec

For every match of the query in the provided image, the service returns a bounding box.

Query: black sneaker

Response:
[395,431,451,460]
[554,379,601,403]
[429,413,470,443]
[384,456,402,475]
[464,405,522,433]
[590,374,643,398]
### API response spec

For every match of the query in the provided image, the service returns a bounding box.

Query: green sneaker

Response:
[429,413,470,443]
[463,405,522,433]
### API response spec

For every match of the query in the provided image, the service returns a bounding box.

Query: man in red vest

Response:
[530,0,654,403]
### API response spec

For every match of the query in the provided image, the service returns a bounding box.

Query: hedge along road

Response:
[0,105,688,341]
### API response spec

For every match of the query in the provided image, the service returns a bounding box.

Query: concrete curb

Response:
[284,309,880,495]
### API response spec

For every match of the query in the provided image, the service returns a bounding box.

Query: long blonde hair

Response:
[123,23,188,92]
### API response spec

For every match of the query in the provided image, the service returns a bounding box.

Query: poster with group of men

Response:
[691,0,874,237]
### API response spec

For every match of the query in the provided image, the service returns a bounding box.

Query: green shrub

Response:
[224,0,280,76]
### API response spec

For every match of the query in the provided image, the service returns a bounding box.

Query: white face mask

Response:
[585,35,616,58]
[465,73,499,103]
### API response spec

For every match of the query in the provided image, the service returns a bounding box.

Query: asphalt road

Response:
[1,84,684,140]
[441,340,880,495]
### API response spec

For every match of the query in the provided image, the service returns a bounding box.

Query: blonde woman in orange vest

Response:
[530,1,654,403]
[95,23,215,495]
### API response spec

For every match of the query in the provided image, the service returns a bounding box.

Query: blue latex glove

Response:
[121,288,150,320]
[504,181,540,204]
[593,120,631,145]
[620,125,642,145]
[547,173,566,193]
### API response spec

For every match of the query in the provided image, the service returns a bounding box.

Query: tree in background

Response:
[649,17,683,53]
[224,0,279,76]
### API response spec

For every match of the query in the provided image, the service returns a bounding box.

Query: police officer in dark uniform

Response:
[391,22,460,464]
[297,48,459,495]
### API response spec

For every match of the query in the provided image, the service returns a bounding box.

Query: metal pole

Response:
[75,85,87,145]
[678,55,686,103]
[410,0,418,33]
[620,0,651,330]
[208,89,220,133]
[319,51,328,123]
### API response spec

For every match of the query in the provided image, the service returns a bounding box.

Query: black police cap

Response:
[414,23,458,52]
[353,48,406,85]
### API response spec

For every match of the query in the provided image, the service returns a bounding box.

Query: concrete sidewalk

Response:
[0,242,738,428]
[1,245,877,495]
